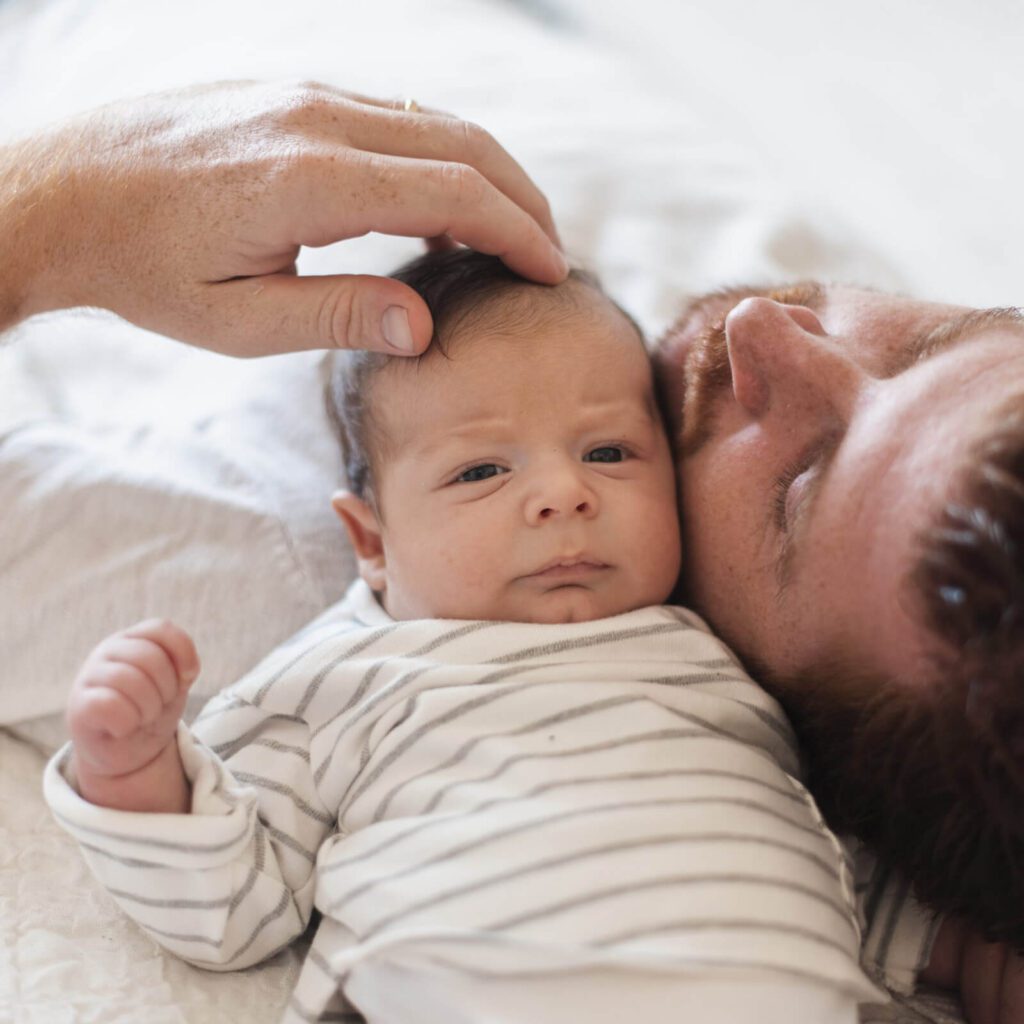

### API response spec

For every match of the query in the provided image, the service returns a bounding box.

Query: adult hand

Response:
[923,916,1024,1023]
[0,81,566,356]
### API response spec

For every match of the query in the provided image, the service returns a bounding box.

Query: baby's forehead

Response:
[438,278,642,350]
[388,286,649,393]
[350,277,662,465]
[371,294,657,440]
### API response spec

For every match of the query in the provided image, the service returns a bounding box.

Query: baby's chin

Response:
[508,587,641,625]
[386,585,658,624]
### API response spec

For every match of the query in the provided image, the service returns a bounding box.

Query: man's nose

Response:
[524,460,599,524]
[724,297,865,419]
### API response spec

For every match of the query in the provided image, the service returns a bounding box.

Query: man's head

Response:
[654,283,1024,942]
[327,248,681,625]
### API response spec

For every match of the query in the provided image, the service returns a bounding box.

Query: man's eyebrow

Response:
[895,307,1024,373]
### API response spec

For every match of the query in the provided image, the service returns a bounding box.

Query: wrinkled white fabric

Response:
[46,582,883,1021]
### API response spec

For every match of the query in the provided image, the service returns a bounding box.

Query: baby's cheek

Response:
[448,546,501,595]
[424,540,503,616]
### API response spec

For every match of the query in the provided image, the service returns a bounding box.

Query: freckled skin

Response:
[658,284,1024,686]
[0,81,565,354]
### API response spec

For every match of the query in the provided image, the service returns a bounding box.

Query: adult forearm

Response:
[0,136,54,332]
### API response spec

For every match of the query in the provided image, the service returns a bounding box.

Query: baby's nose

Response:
[525,465,599,523]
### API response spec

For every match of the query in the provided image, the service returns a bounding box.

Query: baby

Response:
[47,251,927,1024]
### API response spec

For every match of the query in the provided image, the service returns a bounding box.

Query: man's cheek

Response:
[681,471,757,601]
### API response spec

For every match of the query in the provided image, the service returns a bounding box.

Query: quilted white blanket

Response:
[1,730,306,1022]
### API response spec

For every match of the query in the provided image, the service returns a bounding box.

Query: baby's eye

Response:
[584,446,626,463]
[455,463,507,483]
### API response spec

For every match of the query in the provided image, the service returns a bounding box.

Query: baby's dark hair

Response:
[325,248,641,504]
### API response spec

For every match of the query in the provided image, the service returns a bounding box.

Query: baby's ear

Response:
[332,490,387,592]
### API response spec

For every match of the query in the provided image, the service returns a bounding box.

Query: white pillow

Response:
[0,319,354,744]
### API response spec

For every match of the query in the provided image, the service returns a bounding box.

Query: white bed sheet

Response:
[2,0,1009,1019]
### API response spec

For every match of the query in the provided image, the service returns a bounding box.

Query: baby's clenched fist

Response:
[67,619,200,788]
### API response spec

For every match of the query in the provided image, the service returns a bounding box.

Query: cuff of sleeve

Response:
[867,893,944,997]
[43,724,258,869]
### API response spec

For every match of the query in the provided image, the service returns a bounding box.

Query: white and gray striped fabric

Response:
[46,581,928,1022]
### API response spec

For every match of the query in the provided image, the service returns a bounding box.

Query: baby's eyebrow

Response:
[895,307,1024,374]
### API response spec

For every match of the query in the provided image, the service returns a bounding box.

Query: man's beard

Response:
[665,281,825,458]
[659,281,1024,948]
[753,651,1024,949]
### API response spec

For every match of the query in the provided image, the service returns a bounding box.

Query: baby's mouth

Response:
[526,558,610,582]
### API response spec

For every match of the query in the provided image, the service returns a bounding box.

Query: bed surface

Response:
[4,0,1020,1019]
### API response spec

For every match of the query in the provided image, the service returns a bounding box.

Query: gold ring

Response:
[402,97,420,113]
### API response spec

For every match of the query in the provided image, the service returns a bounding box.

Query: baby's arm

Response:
[67,619,199,814]
[49,621,336,971]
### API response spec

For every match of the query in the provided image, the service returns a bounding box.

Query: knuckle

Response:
[284,81,333,116]
[122,619,169,647]
[458,118,493,159]
[93,638,125,664]
[92,661,129,690]
[267,83,347,141]
[439,161,485,206]
[294,78,331,96]
[318,287,358,350]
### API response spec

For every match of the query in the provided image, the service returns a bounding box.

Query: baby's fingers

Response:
[95,636,180,708]
[121,619,200,691]
[70,670,149,739]
[80,660,172,730]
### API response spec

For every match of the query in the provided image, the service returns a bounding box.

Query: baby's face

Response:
[340,295,682,624]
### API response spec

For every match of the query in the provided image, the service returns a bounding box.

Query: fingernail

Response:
[382,305,416,353]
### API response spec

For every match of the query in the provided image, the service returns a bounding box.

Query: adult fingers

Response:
[275,83,561,246]
[195,273,435,357]
[312,87,450,118]
[1000,949,1024,1024]
[319,101,562,249]
[961,932,1007,1024]
[293,151,567,284]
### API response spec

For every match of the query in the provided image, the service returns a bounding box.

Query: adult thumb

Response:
[207,272,434,357]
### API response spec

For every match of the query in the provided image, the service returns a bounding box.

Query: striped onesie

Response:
[46,581,934,1023]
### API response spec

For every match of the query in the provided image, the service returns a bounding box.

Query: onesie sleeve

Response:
[847,838,944,996]
[43,700,335,972]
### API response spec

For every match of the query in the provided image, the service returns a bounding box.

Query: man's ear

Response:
[332,490,387,593]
